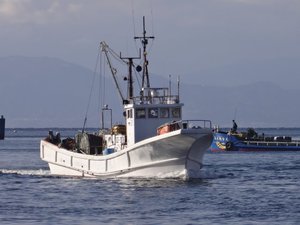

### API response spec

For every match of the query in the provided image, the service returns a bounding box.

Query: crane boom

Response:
[100,41,125,102]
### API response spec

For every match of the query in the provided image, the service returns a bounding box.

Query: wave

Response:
[0,168,50,176]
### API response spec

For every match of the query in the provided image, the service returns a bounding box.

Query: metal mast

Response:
[134,16,155,89]
[120,51,141,101]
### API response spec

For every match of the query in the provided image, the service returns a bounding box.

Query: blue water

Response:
[1,128,300,225]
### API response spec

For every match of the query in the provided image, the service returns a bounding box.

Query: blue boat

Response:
[210,128,300,152]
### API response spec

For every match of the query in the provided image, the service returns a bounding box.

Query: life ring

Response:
[225,142,232,150]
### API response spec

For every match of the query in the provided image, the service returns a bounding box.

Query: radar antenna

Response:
[134,16,155,89]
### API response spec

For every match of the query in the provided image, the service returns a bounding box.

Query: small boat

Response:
[40,17,213,179]
[210,127,300,152]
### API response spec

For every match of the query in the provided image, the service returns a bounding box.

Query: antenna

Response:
[177,76,180,102]
[134,16,155,89]
[169,75,172,96]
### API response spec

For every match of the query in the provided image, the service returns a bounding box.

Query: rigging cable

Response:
[99,48,106,129]
[131,0,140,55]
[82,47,101,133]
[134,67,142,90]
[107,46,127,64]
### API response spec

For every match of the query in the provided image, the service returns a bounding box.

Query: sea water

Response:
[0,128,300,225]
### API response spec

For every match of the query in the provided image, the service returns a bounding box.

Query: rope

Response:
[99,50,106,128]
[107,46,127,64]
[134,68,142,90]
[82,47,101,132]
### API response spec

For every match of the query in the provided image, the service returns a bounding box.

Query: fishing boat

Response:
[210,127,300,152]
[40,17,213,179]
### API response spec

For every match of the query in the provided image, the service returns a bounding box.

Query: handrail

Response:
[157,119,212,131]
[180,120,212,129]
[244,140,300,146]
[131,95,180,105]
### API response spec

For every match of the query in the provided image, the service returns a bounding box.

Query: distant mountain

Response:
[1,56,300,128]
[184,57,300,90]
[0,56,121,128]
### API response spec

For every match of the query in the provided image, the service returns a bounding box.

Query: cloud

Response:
[0,0,84,24]
[67,3,82,13]
[1,0,300,81]
[0,0,18,17]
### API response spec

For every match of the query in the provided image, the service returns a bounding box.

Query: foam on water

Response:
[0,169,50,176]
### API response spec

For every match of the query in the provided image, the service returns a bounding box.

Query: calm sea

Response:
[1,128,300,225]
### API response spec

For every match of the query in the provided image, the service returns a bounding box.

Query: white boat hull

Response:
[40,128,212,179]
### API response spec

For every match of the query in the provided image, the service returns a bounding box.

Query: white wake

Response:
[0,169,50,176]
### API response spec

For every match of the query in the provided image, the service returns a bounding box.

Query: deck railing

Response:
[131,95,180,105]
[157,119,212,135]
[244,140,300,147]
[180,120,212,129]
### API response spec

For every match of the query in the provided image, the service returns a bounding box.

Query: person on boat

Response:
[45,130,61,145]
[46,130,54,143]
[231,120,238,133]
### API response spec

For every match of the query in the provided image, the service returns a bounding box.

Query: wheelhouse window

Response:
[136,108,146,119]
[160,108,169,118]
[148,108,158,118]
[171,108,181,118]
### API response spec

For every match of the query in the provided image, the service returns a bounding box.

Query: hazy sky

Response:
[1,0,300,88]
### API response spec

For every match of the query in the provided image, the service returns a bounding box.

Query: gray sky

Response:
[1,0,300,88]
